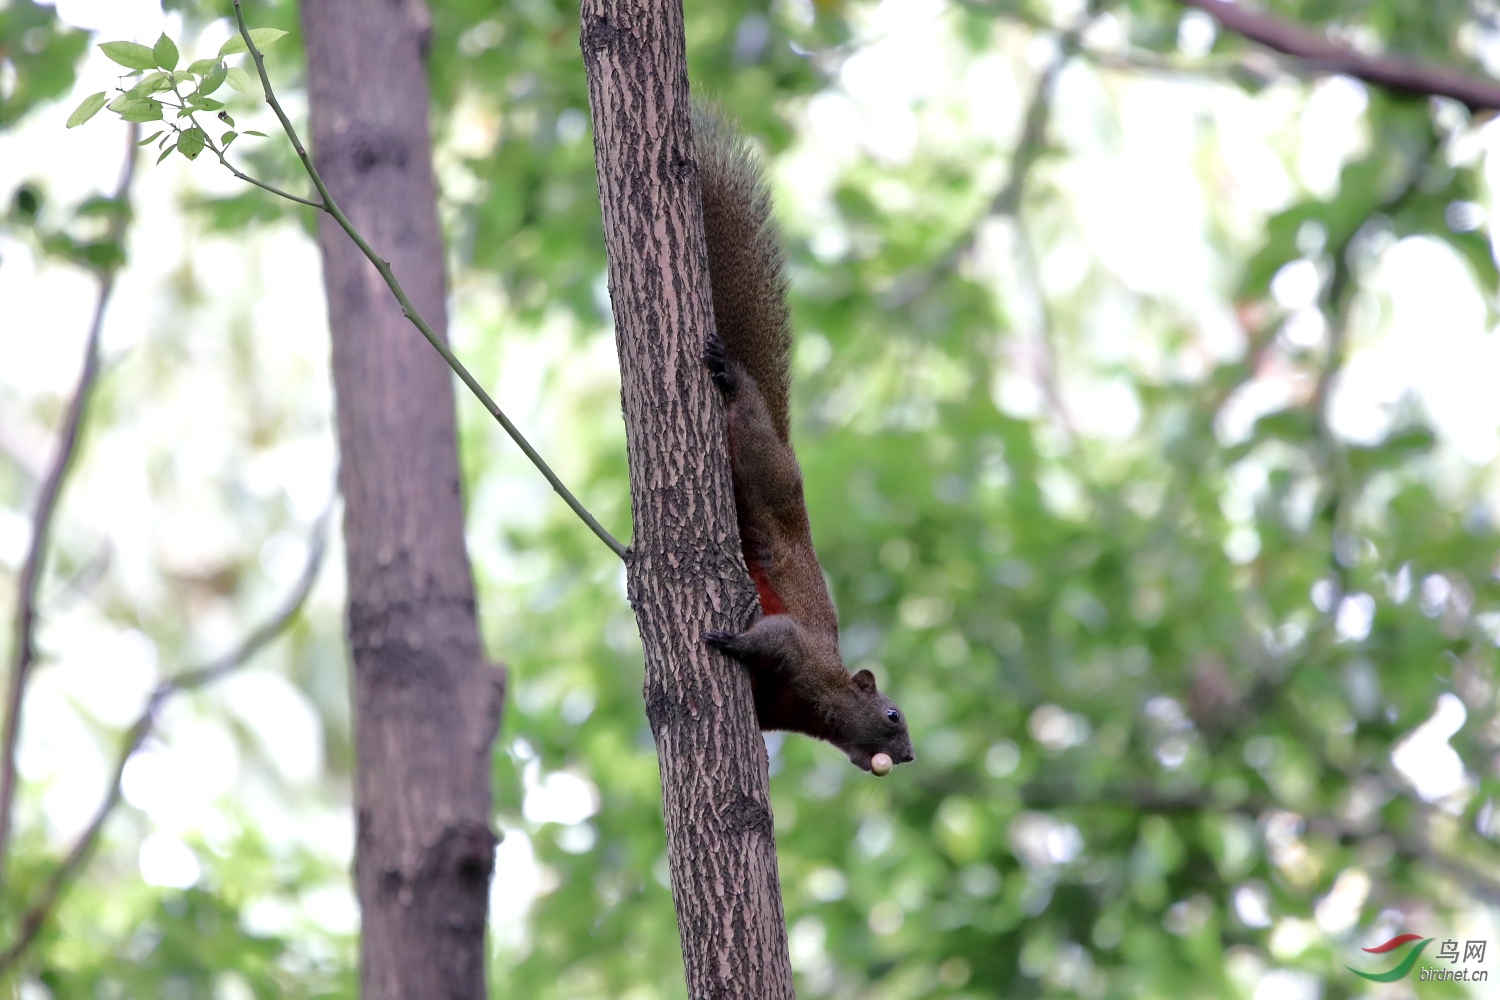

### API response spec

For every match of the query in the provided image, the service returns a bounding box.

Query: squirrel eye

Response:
[886,709,901,723]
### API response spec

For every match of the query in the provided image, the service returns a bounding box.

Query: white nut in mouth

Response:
[871,753,893,776]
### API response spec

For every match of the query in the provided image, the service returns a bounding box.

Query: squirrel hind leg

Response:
[703,628,743,655]
[702,334,737,393]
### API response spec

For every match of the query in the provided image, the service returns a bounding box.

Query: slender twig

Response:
[886,21,1100,491]
[1229,168,1424,727]
[884,24,1081,309]
[1310,212,1360,591]
[1012,219,1077,440]
[976,0,1500,110]
[1178,0,1500,111]
[895,25,1088,445]
[0,507,331,974]
[217,162,323,209]
[0,126,139,894]
[226,0,626,559]
[986,29,1075,220]
[1019,780,1500,904]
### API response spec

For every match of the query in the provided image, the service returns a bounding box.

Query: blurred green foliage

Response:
[4,0,1500,998]
[0,0,89,129]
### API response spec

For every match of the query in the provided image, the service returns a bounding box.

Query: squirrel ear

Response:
[852,669,878,693]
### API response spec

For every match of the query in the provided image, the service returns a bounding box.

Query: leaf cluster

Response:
[68,30,280,165]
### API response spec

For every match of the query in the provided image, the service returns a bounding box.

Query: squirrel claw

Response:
[703,628,741,653]
[702,336,734,390]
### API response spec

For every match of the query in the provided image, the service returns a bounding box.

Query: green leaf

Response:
[243,130,268,137]
[217,112,236,128]
[218,28,288,57]
[221,131,237,148]
[1348,428,1438,476]
[80,240,125,270]
[1251,410,1315,444]
[199,61,228,97]
[65,92,108,128]
[108,93,167,122]
[128,71,172,96]
[152,33,178,71]
[136,130,164,146]
[177,126,207,160]
[185,58,218,76]
[119,100,165,123]
[190,96,225,111]
[225,67,259,97]
[99,41,157,71]
[156,144,177,165]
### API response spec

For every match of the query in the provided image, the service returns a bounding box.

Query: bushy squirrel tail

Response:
[693,103,793,443]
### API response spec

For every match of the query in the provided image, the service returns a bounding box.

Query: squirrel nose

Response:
[901,750,915,763]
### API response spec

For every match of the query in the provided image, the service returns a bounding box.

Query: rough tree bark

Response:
[300,2,504,998]
[580,3,797,998]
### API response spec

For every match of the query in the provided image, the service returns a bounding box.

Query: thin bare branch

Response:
[884,24,1081,309]
[1020,781,1500,905]
[1012,219,1078,439]
[217,158,324,210]
[0,507,331,974]
[1179,0,1500,111]
[227,0,626,559]
[0,126,139,893]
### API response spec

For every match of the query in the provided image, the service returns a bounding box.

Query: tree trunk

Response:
[580,4,797,999]
[300,2,504,998]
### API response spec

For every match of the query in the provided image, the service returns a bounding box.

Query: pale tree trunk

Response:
[580,3,797,998]
[300,2,505,998]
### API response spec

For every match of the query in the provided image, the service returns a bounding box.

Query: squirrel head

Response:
[838,669,915,772]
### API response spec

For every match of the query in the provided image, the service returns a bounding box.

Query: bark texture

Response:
[580,4,796,999]
[301,2,504,998]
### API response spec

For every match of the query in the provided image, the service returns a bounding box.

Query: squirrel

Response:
[693,105,915,774]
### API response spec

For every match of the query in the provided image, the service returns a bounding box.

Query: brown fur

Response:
[693,106,793,443]
[695,105,914,773]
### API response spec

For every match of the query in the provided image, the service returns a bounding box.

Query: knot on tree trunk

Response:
[724,791,773,838]
[422,820,498,891]
[581,15,626,53]
[316,128,413,178]
[645,678,697,737]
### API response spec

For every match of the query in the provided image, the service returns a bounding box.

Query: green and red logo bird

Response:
[1347,934,1432,982]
